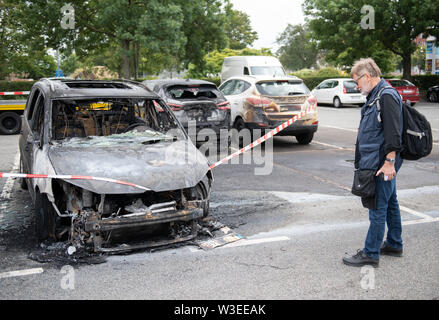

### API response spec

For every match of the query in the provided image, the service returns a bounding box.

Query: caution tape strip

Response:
[0,91,30,96]
[208,104,316,170]
[0,104,316,190]
[0,173,150,192]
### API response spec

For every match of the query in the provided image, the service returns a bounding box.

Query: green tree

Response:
[303,0,439,79]
[276,24,318,71]
[223,2,258,50]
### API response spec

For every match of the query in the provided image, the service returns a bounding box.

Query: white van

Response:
[220,56,286,83]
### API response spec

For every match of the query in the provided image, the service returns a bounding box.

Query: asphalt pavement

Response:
[0,102,438,300]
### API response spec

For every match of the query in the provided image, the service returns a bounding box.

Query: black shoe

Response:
[343,249,379,268]
[380,242,403,257]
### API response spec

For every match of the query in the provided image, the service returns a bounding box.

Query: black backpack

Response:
[370,86,433,160]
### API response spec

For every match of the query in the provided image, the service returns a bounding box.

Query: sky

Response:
[230,0,306,51]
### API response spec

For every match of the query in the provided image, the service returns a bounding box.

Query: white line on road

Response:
[320,125,358,133]
[312,140,353,151]
[402,217,439,226]
[0,267,44,279]
[0,151,20,200]
[399,205,434,220]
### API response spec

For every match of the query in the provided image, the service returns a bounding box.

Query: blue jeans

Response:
[363,176,403,259]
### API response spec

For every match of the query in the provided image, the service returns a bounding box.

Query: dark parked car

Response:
[19,78,212,253]
[427,85,439,103]
[385,79,420,106]
[143,79,231,147]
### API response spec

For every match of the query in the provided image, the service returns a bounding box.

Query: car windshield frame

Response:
[388,80,416,87]
[48,97,187,145]
[255,80,310,96]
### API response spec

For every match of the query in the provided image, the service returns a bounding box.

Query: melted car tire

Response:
[0,112,21,135]
[34,191,56,241]
[296,132,314,145]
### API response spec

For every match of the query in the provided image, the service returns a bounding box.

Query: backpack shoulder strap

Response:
[367,85,395,122]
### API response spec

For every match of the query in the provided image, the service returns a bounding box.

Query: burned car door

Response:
[19,88,46,200]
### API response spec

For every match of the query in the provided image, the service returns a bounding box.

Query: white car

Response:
[311,78,366,108]
[219,75,318,145]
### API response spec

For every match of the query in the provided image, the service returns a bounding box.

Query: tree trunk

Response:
[121,39,131,79]
[402,53,412,81]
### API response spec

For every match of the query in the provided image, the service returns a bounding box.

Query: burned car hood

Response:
[48,133,210,194]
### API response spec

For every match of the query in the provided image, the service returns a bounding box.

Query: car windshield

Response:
[166,85,220,100]
[389,80,415,87]
[256,80,310,96]
[50,98,185,145]
[343,80,361,93]
[250,66,286,76]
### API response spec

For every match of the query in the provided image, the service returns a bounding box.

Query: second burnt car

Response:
[19,78,212,253]
[219,75,318,145]
[143,79,231,148]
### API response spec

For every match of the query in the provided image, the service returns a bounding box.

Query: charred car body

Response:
[142,79,231,147]
[19,78,213,253]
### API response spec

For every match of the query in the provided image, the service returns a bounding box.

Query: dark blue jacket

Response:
[355,79,403,172]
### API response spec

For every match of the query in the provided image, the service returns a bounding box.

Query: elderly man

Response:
[343,58,404,268]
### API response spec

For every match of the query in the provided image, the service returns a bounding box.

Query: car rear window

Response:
[256,80,310,96]
[166,85,220,100]
[343,80,361,93]
[250,66,286,76]
[388,80,415,87]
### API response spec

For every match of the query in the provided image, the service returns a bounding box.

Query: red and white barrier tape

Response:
[0,104,316,189]
[0,91,30,96]
[0,173,150,191]
[209,104,316,170]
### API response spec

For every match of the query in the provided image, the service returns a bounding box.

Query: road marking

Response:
[320,125,358,133]
[312,140,354,151]
[188,236,290,252]
[399,205,434,220]
[402,217,439,226]
[0,151,20,200]
[0,267,44,279]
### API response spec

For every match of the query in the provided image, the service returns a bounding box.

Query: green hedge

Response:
[0,80,36,100]
[411,75,439,91]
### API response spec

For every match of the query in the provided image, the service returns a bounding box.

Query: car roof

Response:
[142,78,216,88]
[223,75,302,83]
[319,78,353,81]
[34,78,159,99]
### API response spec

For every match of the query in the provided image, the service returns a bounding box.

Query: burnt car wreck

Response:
[19,79,213,253]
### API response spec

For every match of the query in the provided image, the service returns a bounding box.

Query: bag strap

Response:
[366,85,395,123]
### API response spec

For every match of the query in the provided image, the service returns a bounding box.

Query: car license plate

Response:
[351,95,361,99]
[403,90,412,94]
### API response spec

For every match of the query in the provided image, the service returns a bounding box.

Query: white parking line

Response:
[400,205,434,220]
[0,151,20,200]
[312,140,353,151]
[320,125,358,133]
[0,267,44,279]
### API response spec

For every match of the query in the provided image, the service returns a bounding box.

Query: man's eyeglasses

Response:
[354,74,366,85]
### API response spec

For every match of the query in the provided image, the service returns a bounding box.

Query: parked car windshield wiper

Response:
[288,92,305,95]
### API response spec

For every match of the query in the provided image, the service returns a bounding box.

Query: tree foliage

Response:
[303,0,439,79]
[276,24,318,71]
[1,0,259,80]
